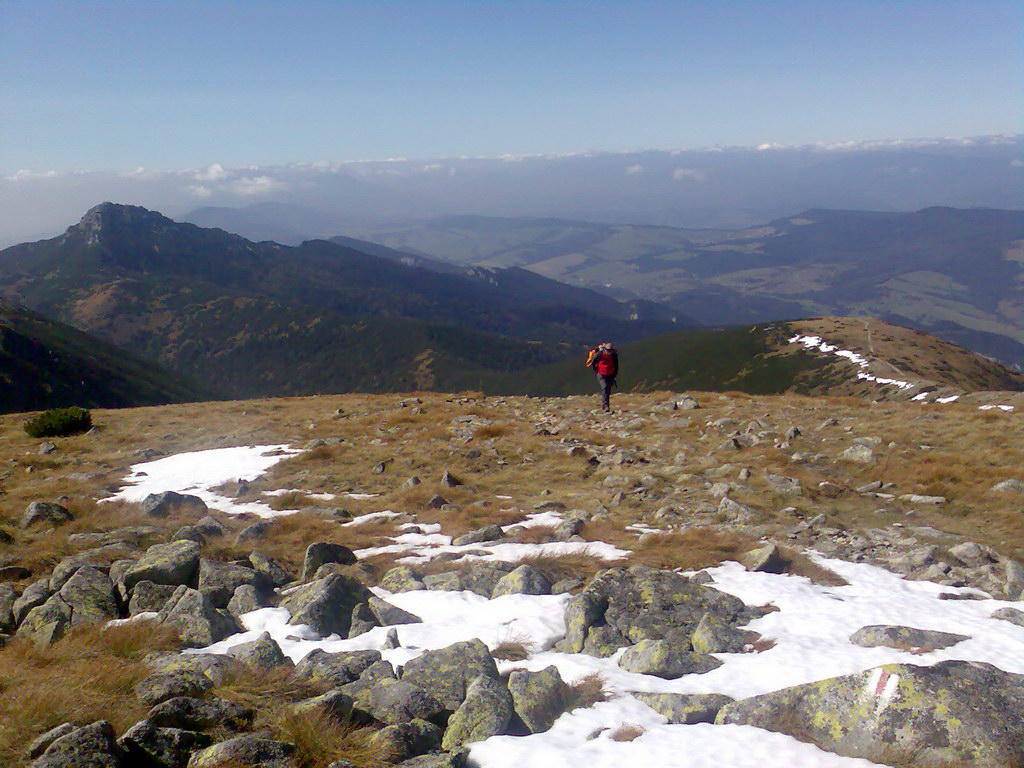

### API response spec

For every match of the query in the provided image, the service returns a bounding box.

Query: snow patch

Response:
[789,335,915,390]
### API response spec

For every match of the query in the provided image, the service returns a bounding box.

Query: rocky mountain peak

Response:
[70,202,174,247]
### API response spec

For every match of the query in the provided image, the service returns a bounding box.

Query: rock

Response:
[187,734,297,768]
[369,720,442,763]
[991,607,1024,627]
[949,541,996,567]
[507,666,569,734]
[147,653,240,687]
[141,491,208,518]
[38,441,56,454]
[340,660,397,705]
[234,521,273,546]
[29,720,125,768]
[766,474,802,494]
[451,525,503,546]
[123,541,202,592]
[59,566,119,626]
[366,679,447,725]
[380,566,425,592]
[440,471,462,487]
[395,752,467,768]
[172,526,207,545]
[118,721,212,767]
[247,551,291,588]
[13,577,53,624]
[491,564,552,597]
[280,574,373,638]
[426,495,448,509]
[291,689,356,722]
[131,580,183,616]
[690,612,752,654]
[850,625,970,651]
[0,565,30,581]
[384,628,400,649]
[293,649,382,686]
[226,631,291,669]
[838,444,875,464]
[991,479,1024,493]
[136,671,216,707]
[368,596,422,626]
[900,494,947,505]
[743,543,786,574]
[348,602,380,638]
[198,559,268,609]
[401,639,499,710]
[673,395,700,410]
[441,674,514,749]
[423,572,463,592]
[194,517,226,537]
[633,692,734,724]
[21,501,74,529]
[157,585,242,647]
[226,585,264,619]
[16,594,72,646]
[0,581,16,632]
[716,496,763,524]
[404,476,422,488]
[302,543,357,581]
[1004,561,1024,601]
[720,661,1024,767]
[26,723,78,760]
[619,638,722,679]
[148,696,254,730]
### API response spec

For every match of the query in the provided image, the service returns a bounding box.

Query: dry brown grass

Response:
[491,633,533,661]
[778,546,850,587]
[514,550,617,584]
[269,710,392,768]
[629,528,757,571]
[564,672,610,711]
[608,723,645,742]
[0,620,182,765]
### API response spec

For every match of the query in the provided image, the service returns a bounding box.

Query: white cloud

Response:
[1011,159,1024,167]
[4,169,60,181]
[228,175,284,196]
[194,163,229,182]
[188,184,213,198]
[625,164,643,175]
[672,167,706,181]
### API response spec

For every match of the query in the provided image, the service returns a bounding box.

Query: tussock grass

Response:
[609,723,645,742]
[564,672,610,711]
[0,621,182,764]
[514,550,616,584]
[629,528,757,571]
[491,633,533,661]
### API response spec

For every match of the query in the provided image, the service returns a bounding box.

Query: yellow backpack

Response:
[585,348,598,367]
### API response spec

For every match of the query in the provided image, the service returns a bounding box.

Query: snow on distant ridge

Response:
[788,334,915,391]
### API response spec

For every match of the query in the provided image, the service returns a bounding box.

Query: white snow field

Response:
[789,334,915,390]
[116,445,1024,767]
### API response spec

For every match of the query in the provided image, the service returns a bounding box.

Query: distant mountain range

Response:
[0,204,685,399]
[332,207,1024,367]
[0,300,207,414]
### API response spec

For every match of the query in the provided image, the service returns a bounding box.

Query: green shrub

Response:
[24,407,92,438]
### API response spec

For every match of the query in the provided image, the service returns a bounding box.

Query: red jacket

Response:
[592,348,618,377]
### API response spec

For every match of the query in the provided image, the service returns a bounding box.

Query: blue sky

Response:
[1,0,1020,173]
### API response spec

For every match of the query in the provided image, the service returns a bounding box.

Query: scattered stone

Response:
[118,720,212,767]
[293,648,382,686]
[292,689,355,722]
[348,602,379,638]
[491,564,552,597]
[899,494,947,505]
[508,666,570,734]
[743,543,786,574]
[633,692,734,724]
[29,721,124,768]
[368,596,422,626]
[187,734,297,768]
[991,478,1024,493]
[25,723,78,761]
[147,653,240,687]
[716,496,763,524]
[366,679,447,725]
[248,551,291,587]
[619,638,722,679]
[441,674,514,749]
[226,631,292,669]
[38,441,56,454]
[949,541,995,567]
[13,578,52,624]
[427,495,449,509]
[198,559,268,608]
[369,720,442,763]
[452,525,504,546]
[280,574,373,638]
[58,566,119,626]
[404,476,422,488]
[440,471,462,487]
[123,540,201,591]
[21,501,74,529]
[194,517,227,537]
[136,670,216,707]
[838,444,874,464]
[855,481,883,494]
[401,639,499,710]
[302,542,357,580]
[227,584,264,619]
[16,594,72,646]
[690,612,752,654]
[380,565,425,592]
[234,521,273,546]
[157,585,241,647]
[991,607,1024,628]
[850,625,970,651]
[141,491,208,518]
[147,696,254,730]
[766,474,802,494]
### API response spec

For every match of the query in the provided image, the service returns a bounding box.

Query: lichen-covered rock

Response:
[690,612,753,654]
[141,491,208,518]
[423,572,463,592]
[148,696,254,731]
[633,692,734,724]
[21,501,74,529]
[198,559,268,609]
[717,661,1024,768]
[226,585,264,619]
[507,666,569,734]
[30,721,125,768]
[123,541,201,591]
[348,602,380,638]
[717,496,764,524]
[118,720,212,767]
[279,574,373,638]
[839,444,875,464]
[618,638,722,679]
[380,565,424,592]
[0,581,17,632]
[293,648,382,686]
[441,674,514,750]
[491,565,552,597]
[16,594,72,646]
[992,606,1024,628]
[449,561,517,598]
[194,517,226,538]
[396,751,467,768]
[743,543,786,574]
[59,566,119,626]
[157,586,241,647]
[369,719,442,763]
[225,631,292,670]
[368,596,422,626]
[186,734,297,768]
[366,679,447,725]
[129,581,178,615]
[340,660,397,706]
[13,577,52,624]
[147,653,240,687]
[291,689,355,722]
[401,639,499,710]
[301,542,357,580]
[581,624,630,657]
[136,671,216,707]
[248,551,291,588]
[26,723,78,761]
[451,525,504,546]
[850,625,969,651]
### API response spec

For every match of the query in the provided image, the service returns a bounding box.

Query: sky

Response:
[1,0,1021,174]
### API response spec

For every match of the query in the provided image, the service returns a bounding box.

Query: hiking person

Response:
[587,342,619,412]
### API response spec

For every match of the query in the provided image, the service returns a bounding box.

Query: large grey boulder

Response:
[141,491,208,518]
[0,581,17,632]
[290,689,355,722]
[123,541,201,591]
[717,661,1024,768]
[226,585,264,619]
[401,639,500,710]
[197,559,268,608]
[441,674,514,750]
[633,692,734,724]
[368,596,422,626]
[186,734,297,767]
[507,666,570,734]
[301,542,356,580]
[279,574,373,638]
[118,721,212,767]
[16,594,72,646]
[366,679,447,725]
[147,653,240,687]
[59,566,119,626]
[129,581,179,615]
[618,638,722,679]
[369,720,442,763]
[13,578,53,624]
[136,671,216,707]
[491,564,552,597]
[157,585,241,647]
[293,648,381,686]
[26,723,78,761]
[379,565,424,592]
[29,720,125,768]
[21,501,74,529]
[452,524,504,546]
[716,496,764,524]
[690,612,753,654]
[225,631,292,670]
[248,551,291,587]
[148,696,254,730]
[850,625,969,651]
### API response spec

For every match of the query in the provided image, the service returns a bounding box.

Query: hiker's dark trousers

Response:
[597,374,615,411]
